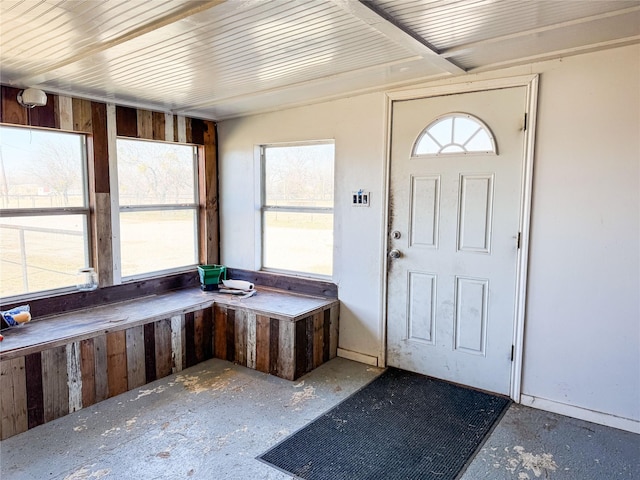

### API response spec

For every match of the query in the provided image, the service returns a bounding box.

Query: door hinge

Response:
[511,345,515,362]
[516,232,521,249]
[523,113,528,131]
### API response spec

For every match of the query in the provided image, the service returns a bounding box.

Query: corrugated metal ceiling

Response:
[1,0,638,120]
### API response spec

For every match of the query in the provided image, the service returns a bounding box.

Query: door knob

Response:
[388,249,402,259]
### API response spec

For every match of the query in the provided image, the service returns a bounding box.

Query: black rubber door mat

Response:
[259,368,510,480]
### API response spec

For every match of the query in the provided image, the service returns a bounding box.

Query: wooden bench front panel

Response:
[212,303,339,381]
[0,311,208,440]
[0,301,339,439]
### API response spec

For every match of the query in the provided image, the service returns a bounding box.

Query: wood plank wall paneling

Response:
[278,321,295,381]
[313,311,323,369]
[91,102,110,193]
[2,314,211,440]
[155,318,172,379]
[305,315,314,374]
[0,361,12,438]
[152,112,165,140]
[198,313,210,365]
[170,315,184,374]
[93,335,109,402]
[106,331,128,397]
[126,325,146,390]
[235,309,341,380]
[201,120,219,264]
[329,303,339,359]
[1,86,28,125]
[144,322,157,383]
[13,358,28,433]
[255,314,271,373]
[116,106,137,137]
[58,96,73,130]
[246,312,257,370]
[66,342,83,413]
[80,338,96,408]
[29,93,57,128]
[42,346,69,423]
[185,312,197,369]
[225,268,338,298]
[190,118,205,145]
[0,300,338,440]
[72,98,93,133]
[295,318,309,379]
[226,309,236,363]
[202,307,214,361]
[185,117,193,144]
[137,109,153,139]
[181,314,187,371]
[91,177,114,288]
[164,113,174,142]
[269,318,279,375]
[174,116,181,143]
[0,357,27,440]
[214,305,228,361]
[234,310,247,367]
[0,84,219,301]
[194,308,213,364]
[323,308,331,363]
[24,352,44,429]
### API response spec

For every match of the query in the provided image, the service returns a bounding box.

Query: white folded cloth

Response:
[221,279,255,291]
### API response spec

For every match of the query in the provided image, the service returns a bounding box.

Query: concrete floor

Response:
[460,403,639,480]
[1,357,638,480]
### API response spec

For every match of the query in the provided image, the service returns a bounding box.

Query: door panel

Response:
[458,174,493,253]
[410,175,440,248]
[387,87,526,395]
[408,271,436,344]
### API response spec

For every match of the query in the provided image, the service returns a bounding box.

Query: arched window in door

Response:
[413,113,497,156]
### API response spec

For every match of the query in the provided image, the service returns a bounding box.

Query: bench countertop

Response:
[0,287,337,360]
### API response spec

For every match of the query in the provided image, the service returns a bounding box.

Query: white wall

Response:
[522,46,639,424]
[218,45,640,427]
[218,93,388,362]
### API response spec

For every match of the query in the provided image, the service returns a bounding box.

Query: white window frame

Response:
[413,112,498,157]
[113,136,200,282]
[258,141,335,278]
[0,125,91,302]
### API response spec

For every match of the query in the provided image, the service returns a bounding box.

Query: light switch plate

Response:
[352,190,370,207]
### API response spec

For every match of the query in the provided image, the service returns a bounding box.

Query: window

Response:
[0,125,90,298]
[116,138,199,279]
[261,142,334,277]
[413,113,496,156]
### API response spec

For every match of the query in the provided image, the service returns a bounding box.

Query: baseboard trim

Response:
[337,348,379,367]
[520,394,640,434]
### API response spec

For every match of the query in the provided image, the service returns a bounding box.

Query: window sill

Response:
[0,271,200,321]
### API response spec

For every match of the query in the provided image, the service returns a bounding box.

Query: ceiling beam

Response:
[14,0,226,86]
[330,0,464,75]
[441,5,640,58]
[468,36,640,74]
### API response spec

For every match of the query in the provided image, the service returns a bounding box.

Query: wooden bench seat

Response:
[0,287,339,440]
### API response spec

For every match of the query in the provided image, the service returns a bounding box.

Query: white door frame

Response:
[380,74,539,401]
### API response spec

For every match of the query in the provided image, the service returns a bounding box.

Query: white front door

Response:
[386,87,527,395]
